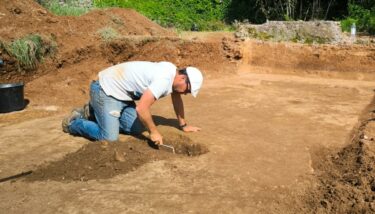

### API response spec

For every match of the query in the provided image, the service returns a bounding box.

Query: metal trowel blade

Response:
[158,144,175,154]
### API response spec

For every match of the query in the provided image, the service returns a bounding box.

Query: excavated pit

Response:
[26,133,208,182]
[304,96,375,213]
[2,0,375,212]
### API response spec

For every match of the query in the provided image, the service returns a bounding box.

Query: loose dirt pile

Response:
[0,0,240,113]
[0,0,173,41]
[306,97,375,213]
[0,0,241,104]
[26,132,208,182]
[0,0,175,82]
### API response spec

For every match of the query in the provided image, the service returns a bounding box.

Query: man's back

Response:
[99,61,177,101]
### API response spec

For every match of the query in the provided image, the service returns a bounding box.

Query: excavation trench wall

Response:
[241,40,375,80]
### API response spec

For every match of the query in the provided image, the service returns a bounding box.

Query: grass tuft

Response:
[40,0,90,16]
[3,34,57,70]
[97,27,120,42]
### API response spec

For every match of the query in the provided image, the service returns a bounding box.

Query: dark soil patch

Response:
[163,133,209,156]
[26,133,208,182]
[306,96,375,213]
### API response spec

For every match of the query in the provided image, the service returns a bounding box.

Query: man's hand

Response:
[150,131,163,145]
[182,125,201,132]
[136,89,163,144]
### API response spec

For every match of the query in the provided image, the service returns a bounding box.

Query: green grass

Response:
[41,0,90,16]
[97,27,120,42]
[94,0,231,31]
[3,35,57,70]
[8,35,44,69]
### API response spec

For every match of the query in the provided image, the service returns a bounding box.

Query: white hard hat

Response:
[186,66,203,97]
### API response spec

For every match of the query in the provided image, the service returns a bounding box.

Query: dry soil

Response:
[1,1,375,213]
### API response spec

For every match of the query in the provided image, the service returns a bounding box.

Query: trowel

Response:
[158,144,175,154]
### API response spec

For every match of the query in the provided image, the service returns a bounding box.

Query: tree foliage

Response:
[341,1,375,34]
[226,0,349,23]
[94,0,231,31]
[92,0,374,34]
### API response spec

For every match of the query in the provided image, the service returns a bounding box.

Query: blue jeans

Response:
[69,81,144,141]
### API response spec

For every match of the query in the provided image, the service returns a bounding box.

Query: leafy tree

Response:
[91,0,374,34]
[342,1,375,34]
[225,0,349,23]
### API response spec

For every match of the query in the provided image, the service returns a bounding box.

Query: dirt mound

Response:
[0,0,177,83]
[0,0,239,102]
[11,36,238,112]
[0,0,174,41]
[306,96,375,213]
[26,133,208,182]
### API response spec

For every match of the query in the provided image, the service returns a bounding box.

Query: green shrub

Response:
[341,17,357,32]
[341,3,375,35]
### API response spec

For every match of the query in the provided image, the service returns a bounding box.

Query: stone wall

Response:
[235,21,345,44]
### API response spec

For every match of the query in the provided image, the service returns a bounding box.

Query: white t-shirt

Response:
[99,61,176,101]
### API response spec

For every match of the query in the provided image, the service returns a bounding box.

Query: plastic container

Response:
[0,83,25,113]
[351,23,356,37]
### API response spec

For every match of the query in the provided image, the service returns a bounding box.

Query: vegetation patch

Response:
[38,0,91,16]
[1,35,57,71]
[341,3,375,35]
[236,21,340,44]
[97,27,120,42]
[247,27,273,41]
[94,0,231,31]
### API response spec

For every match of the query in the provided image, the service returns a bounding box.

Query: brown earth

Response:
[26,131,208,182]
[1,0,375,213]
[306,96,375,213]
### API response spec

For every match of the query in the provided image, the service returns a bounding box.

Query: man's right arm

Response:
[136,89,163,145]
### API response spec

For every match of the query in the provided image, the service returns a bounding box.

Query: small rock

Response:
[100,141,109,150]
[37,9,47,15]
[114,150,125,162]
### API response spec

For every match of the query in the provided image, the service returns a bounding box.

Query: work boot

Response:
[83,103,90,120]
[83,103,95,121]
[62,108,84,133]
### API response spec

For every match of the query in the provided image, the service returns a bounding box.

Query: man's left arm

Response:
[171,92,201,132]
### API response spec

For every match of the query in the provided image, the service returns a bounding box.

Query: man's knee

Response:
[100,133,119,142]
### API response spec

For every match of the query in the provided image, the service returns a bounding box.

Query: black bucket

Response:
[0,83,25,113]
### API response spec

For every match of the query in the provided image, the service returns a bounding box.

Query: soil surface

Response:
[306,97,375,213]
[1,0,375,213]
[27,131,208,182]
